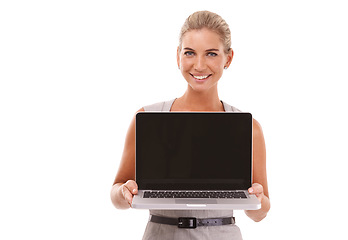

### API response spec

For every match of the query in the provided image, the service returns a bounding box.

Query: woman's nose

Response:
[194,56,207,71]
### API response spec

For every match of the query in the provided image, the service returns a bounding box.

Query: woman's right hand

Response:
[111,109,143,209]
[117,180,138,208]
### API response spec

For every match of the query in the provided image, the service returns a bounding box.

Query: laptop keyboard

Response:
[143,191,247,199]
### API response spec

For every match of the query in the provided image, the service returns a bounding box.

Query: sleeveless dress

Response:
[142,99,243,240]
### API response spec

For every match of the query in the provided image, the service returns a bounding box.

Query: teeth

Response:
[193,75,209,80]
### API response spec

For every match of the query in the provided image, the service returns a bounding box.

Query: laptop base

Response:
[132,190,261,210]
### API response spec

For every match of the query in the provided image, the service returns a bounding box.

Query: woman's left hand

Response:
[245,183,270,222]
[248,183,264,203]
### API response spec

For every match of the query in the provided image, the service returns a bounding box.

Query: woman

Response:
[111,10,270,239]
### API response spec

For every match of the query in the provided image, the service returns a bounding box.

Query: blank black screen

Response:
[136,112,252,190]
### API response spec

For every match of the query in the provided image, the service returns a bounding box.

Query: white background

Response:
[1,0,347,239]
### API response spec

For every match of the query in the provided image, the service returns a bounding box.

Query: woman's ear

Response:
[177,46,181,69]
[225,48,234,69]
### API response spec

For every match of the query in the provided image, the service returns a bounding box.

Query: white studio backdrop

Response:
[0,0,347,239]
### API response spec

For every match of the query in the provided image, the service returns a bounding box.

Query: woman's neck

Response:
[172,85,224,112]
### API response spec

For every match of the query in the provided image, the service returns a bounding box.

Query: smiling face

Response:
[177,28,233,93]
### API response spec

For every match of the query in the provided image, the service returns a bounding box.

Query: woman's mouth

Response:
[190,74,212,82]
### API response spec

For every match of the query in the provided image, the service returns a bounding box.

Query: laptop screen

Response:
[136,112,252,190]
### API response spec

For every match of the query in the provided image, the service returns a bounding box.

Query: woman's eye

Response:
[184,51,195,56]
[207,52,217,57]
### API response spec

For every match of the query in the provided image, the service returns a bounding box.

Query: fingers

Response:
[248,183,264,202]
[121,180,138,206]
[124,180,138,195]
[121,185,133,205]
[248,183,263,194]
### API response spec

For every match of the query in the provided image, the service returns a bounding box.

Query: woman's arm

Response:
[244,119,270,222]
[110,108,144,209]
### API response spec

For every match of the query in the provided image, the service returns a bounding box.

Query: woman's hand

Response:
[120,180,138,206]
[248,183,265,202]
[111,180,138,209]
[245,182,270,222]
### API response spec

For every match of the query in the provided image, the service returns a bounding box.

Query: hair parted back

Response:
[179,11,231,54]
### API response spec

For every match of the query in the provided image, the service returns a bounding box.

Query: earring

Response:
[224,66,227,70]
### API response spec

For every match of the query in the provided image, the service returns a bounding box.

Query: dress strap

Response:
[143,99,176,112]
[221,101,241,112]
[162,99,176,111]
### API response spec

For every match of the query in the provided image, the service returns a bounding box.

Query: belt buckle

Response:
[178,217,197,229]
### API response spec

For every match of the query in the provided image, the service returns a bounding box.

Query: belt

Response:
[149,215,235,229]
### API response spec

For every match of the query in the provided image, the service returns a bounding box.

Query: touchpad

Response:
[175,199,217,204]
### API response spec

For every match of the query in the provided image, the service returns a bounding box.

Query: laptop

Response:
[132,112,260,210]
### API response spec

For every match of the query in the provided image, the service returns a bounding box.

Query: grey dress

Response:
[142,99,243,240]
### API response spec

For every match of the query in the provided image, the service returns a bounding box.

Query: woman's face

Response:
[177,28,233,93]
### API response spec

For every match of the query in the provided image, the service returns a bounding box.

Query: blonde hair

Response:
[179,11,231,54]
